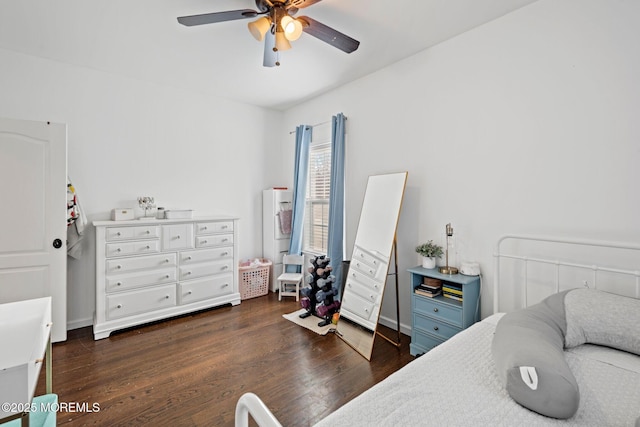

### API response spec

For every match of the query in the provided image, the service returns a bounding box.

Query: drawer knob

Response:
[188,291,193,295]
[222,238,228,242]
[166,274,171,279]
[176,235,181,239]
[116,282,122,286]
[116,248,122,252]
[146,230,150,234]
[221,251,229,256]
[203,226,208,230]
[433,326,439,331]
[116,265,122,269]
[221,265,228,270]
[145,245,150,250]
[202,240,208,244]
[186,271,191,275]
[433,308,439,313]
[222,225,228,229]
[364,308,369,312]
[117,304,122,309]
[165,259,170,263]
[223,283,229,287]
[187,256,192,260]
[116,232,121,236]
[165,295,170,299]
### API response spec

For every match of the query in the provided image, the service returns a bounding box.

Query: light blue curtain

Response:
[288,124,312,260]
[327,113,346,299]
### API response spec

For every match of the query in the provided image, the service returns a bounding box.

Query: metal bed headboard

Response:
[493,234,640,313]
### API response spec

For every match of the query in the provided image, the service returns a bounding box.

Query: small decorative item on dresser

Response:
[137,196,156,219]
[415,240,444,269]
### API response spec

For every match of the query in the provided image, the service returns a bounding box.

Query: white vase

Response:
[422,256,436,269]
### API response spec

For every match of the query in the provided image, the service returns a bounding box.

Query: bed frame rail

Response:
[493,234,640,313]
[234,393,282,427]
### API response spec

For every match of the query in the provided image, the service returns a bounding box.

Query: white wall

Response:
[0,48,282,329]
[281,0,640,333]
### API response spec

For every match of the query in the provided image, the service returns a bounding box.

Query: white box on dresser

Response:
[93,216,240,340]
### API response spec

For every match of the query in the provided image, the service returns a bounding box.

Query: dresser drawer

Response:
[106,240,160,257]
[342,292,377,321]
[195,234,233,248]
[179,259,233,280]
[106,268,176,293]
[106,225,160,241]
[351,257,380,279]
[106,253,177,274]
[346,268,383,293]
[106,284,176,320]
[178,274,233,304]
[413,312,461,341]
[181,247,232,264]
[344,278,382,304]
[162,224,194,251]
[414,296,462,327]
[195,221,234,235]
[412,329,446,353]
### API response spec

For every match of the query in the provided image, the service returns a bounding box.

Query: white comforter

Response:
[315,314,640,426]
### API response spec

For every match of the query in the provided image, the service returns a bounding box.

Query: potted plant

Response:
[415,240,444,269]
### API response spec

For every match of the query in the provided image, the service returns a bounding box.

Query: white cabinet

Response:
[93,217,240,340]
[263,189,292,292]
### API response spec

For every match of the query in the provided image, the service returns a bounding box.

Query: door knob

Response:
[52,238,63,249]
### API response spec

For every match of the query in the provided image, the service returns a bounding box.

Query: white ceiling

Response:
[0,0,539,110]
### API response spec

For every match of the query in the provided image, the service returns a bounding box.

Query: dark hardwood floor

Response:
[38,292,414,426]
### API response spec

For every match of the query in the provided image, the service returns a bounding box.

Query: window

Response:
[303,141,331,254]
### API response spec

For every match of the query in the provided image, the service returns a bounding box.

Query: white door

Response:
[0,118,67,342]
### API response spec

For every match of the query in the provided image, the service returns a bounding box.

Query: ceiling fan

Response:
[177,0,360,67]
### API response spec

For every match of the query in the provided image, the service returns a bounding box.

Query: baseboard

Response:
[67,317,93,331]
[377,314,411,336]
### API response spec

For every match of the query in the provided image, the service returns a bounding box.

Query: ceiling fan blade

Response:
[288,0,324,9]
[263,27,280,67]
[177,9,258,27]
[299,16,360,53]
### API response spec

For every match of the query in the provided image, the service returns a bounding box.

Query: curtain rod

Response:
[288,116,347,134]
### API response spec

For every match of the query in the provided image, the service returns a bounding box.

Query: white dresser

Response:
[262,189,292,292]
[93,216,240,340]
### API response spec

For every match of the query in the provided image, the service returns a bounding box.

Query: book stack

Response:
[414,280,442,298]
[442,282,463,302]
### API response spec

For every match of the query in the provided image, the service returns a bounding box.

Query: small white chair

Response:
[277,254,305,301]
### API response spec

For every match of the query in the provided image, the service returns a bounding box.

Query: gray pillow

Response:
[564,288,640,355]
[492,291,580,419]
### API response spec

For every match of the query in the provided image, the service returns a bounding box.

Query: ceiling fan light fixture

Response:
[281,15,303,41]
[275,31,292,51]
[247,16,272,41]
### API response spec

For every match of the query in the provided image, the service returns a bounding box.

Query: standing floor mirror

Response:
[336,172,408,360]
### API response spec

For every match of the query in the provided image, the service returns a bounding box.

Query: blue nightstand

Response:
[408,267,481,356]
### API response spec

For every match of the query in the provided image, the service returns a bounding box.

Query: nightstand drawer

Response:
[413,312,461,341]
[414,296,462,327]
[412,329,445,353]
